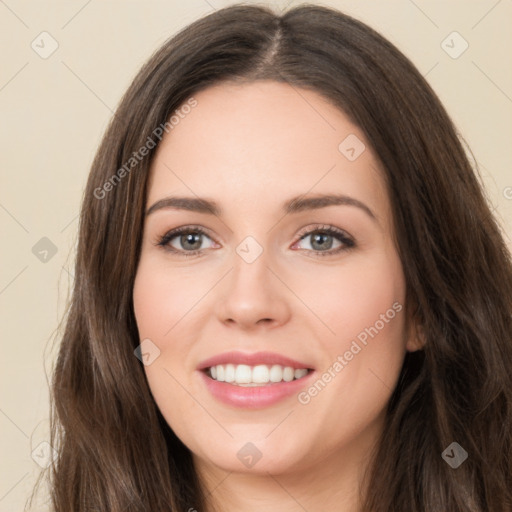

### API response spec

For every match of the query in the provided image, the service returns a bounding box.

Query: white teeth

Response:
[235,364,252,383]
[283,367,295,382]
[269,364,283,382]
[294,368,308,379]
[208,364,310,385]
[224,363,235,383]
[252,365,270,383]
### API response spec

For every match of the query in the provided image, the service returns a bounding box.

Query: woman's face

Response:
[133,80,420,479]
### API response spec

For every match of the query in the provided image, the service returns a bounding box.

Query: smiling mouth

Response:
[204,363,314,386]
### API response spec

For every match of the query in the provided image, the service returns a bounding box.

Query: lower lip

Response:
[198,370,316,409]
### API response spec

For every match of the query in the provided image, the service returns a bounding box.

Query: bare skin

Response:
[133,80,422,512]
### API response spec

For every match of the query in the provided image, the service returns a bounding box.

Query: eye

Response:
[155,225,216,257]
[292,224,355,257]
[154,224,355,258]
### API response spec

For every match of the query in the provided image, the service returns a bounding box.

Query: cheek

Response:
[297,251,407,436]
[296,249,406,351]
[132,259,202,442]
[132,258,193,387]
[133,256,202,340]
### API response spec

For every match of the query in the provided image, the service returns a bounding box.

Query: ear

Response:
[404,299,426,352]
[406,323,426,352]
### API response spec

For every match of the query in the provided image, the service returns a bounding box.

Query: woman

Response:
[31,3,512,511]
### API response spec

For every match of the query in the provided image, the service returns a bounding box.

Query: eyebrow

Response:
[146,193,377,223]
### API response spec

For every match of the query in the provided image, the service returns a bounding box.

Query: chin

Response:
[195,437,313,476]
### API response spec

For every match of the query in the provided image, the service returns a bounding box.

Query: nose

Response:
[215,248,292,331]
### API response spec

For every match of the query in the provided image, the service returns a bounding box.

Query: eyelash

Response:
[154,224,355,258]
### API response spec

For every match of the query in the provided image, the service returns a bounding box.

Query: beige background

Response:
[1,0,511,510]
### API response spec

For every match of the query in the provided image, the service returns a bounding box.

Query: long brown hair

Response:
[28,3,512,511]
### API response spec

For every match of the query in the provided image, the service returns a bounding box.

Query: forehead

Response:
[147,80,388,222]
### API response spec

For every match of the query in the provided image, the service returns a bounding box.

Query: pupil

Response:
[182,233,201,250]
[312,233,332,250]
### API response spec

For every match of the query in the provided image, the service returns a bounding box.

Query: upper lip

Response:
[197,351,314,371]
